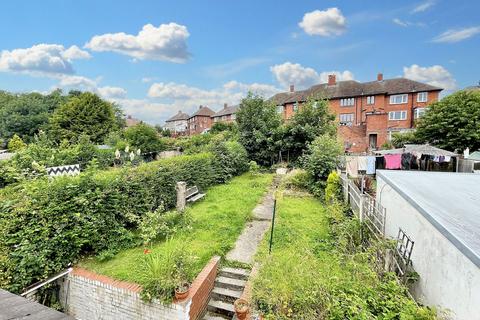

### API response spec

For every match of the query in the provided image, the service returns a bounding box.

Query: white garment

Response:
[358,156,368,171]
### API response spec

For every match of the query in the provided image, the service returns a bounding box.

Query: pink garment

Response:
[384,154,402,169]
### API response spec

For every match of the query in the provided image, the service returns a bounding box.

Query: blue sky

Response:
[0,0,479,124]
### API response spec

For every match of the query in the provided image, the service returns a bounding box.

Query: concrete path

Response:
[226,176,280,264]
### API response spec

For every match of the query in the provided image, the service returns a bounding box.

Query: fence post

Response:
[344,178,349,204]
[176,181,186,212]
[359,194,365,222]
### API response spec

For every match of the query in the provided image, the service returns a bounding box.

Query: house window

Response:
[214,117,219,122]
[366,96,375,105]
[276,105,284,113]
[417,92,428,103]
[389,94,408,104]
[293,102,298,112]
[414,108,426,119]
[339,113,354,124]
[231,114,236,120]
[340,98,355,107]
[388,111,407,120]
[221,116,227,121]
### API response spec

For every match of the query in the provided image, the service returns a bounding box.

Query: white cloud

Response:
[98,86,127,99]
[270,62,354,89]
[0,44,91,76]
[53,75,127,100]
[141,77,156,83]
[393,18,409,27]
[299,8,346,37]
[432,26,480,43]
[412,0,435,13]
[403,64,456,90]
[85,23,190,62]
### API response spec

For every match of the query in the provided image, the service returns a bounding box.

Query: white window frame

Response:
[340,98,355,107]
[276,105,284,114]
[388,110,407,120]
[417,92,428,103]
[339,113,354,124]
[231,113,236,120]
[366,96,375,105]
[389,94,408,104]
[293,102,298,112]
[414,107,426,119]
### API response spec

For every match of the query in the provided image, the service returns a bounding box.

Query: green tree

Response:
[124,123,164,153]
[301,134,343,197]
[415,90,480,151]
[391,131,422,148]
[236,93,281,166]
[48,92,118,143]
[7,134,27,151]
[278,96,336,162]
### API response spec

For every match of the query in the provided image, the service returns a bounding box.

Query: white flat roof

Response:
[377,170,480,268]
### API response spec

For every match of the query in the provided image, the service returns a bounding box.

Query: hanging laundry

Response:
[376,156,385,170]
[433,155,440,162]
[444,155,451,162]
[366,156,376,174]
[401,153,413,170]
[345,156,359,178]
[358,156,368,171]
[410,154,419,170]
[384,154,402,169]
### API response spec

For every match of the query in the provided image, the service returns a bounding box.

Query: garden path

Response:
[226,175,280,264]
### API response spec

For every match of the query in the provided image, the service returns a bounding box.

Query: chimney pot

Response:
[224,103,228,109]
[289,84,295,93]
[328,74,336,86]
[199,105,202,110]
[377,73,383,81]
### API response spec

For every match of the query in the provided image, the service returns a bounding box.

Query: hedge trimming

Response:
[0,151,246,293]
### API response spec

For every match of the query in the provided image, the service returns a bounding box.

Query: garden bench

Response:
[186,185,205,203]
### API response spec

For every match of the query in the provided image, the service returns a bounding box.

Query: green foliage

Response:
[140,244,197,303]
[301,134,343,197]
[278,97,337,162]
[139,207,189,245]
[249,160,260,174]
[209,138,249,182]
[252,196,436,320]
[281,169,312,191]
[175,133,214,154]
[7,134,27,151]
[415,90,480,151]
[124,123,165,153]
[210,121,238,135]
[324,172,342,204]
[0,152,241,293]
[236,93,281,166]
[48,92,119,143]
[0,89,67,144]
[391,131,422,148]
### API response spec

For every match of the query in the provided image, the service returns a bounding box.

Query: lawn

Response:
[80,172,273,285]
[252,194,436,320]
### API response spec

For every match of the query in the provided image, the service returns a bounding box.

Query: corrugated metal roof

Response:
[377,170,480,268]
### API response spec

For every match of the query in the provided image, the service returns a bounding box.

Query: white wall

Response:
[59,273,190,320]
[377,177,480,320]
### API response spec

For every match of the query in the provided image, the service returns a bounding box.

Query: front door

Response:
[369,134,378,150]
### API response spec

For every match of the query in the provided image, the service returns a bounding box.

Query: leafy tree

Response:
[0,89,66,144]
[236,93,281,166]
[7,134,26,151]
[415,90,480,151]
[301,134,343,197]
[391,131,422,148]
[278,96,336,162]
[48,92,119,143]
[124,123,164,153]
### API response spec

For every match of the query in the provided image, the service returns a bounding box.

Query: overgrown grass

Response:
[80,172,273,285]
[252,195,436,320]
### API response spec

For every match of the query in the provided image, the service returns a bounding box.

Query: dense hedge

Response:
[0,149,248,293]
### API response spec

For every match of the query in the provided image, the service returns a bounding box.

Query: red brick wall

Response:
[188,256,220,320]
[188,116,213,135]
[338,125,367,153]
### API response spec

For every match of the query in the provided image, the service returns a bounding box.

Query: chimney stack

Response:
[199,105,202,110]
[328,74,336,86]
[224,103,228,109]
[289,84,295,93]
[377,73,383,81]
[127,115,132,119]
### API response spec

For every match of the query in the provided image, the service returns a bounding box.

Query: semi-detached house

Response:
[270,73,442,153]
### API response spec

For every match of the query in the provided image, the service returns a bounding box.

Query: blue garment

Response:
[366,156,376,174]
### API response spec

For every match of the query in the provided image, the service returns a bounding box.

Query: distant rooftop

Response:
[213,105,239,117]
[377,170,480,268]
[190,105,215,118]
[125,115,142,127]
[166,110,189,122]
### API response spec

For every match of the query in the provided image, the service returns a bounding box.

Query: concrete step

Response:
[219,267,250,280]
[215,276,246,291]
[207,299,235,318]
[212,286,242,303]
[203,311,231,320]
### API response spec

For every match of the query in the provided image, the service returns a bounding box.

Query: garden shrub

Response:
[0,151,240,293]
[139,206,190,245]
[324,172,342,204]
[281,169,312,192]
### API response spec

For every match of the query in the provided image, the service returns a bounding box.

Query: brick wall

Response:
[59,256,220,320]
[188,256,220,319]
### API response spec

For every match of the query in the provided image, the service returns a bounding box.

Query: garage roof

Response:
[377,170,480,268]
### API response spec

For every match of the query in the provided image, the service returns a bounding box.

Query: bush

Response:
[282,169,312,191]
[139,207,189,245]
[124,123,165,154]
[301,134,343,197]
[324,172,342,204]
[0,151,240,293]
[7,134,27,151]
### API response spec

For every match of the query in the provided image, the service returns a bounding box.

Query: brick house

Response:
[165,110,189,136]
[188,106,215,135]
[125,115,142,128]
[270,74,442,153]
[211,103,239,124]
